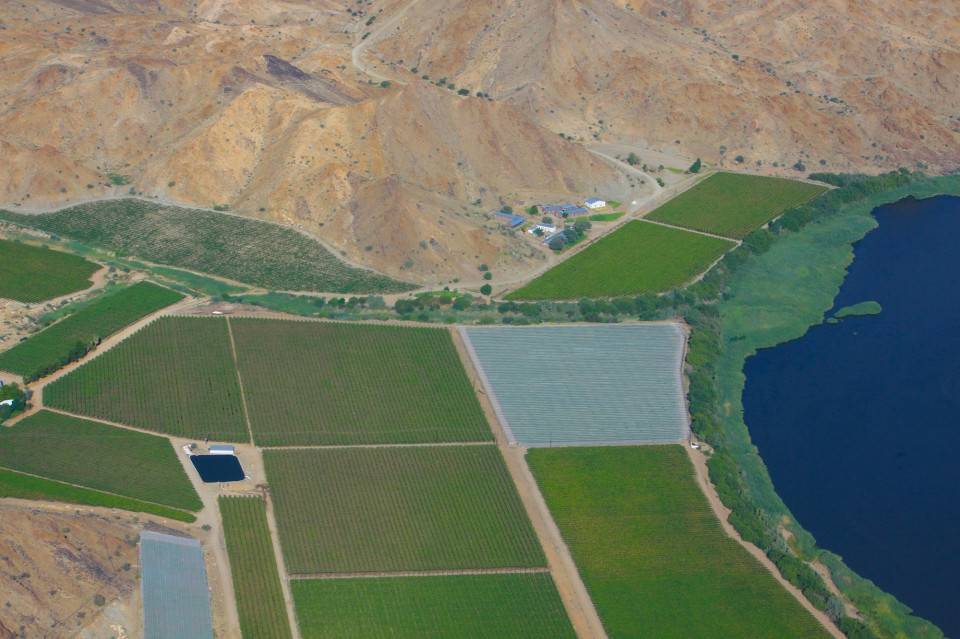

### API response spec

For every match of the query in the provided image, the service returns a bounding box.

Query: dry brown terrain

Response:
[3,0,955,284]
[0,504,142,639]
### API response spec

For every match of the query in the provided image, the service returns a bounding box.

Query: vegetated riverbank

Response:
[689,171,960,639]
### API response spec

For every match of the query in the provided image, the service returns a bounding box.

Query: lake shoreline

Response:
[715,174,960,639]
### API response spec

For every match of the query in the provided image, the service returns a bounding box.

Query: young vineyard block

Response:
[0,239,98,302]
[646,172,827,239]
[528,445,832,639]
[461,324,689,446]
[264,446,544,574]
[0,410,202,511]
[44,317,248,441]
[292,574,576,639]
[220,497,293,639]
[230,319,491,446]
[0,281,184,381]
[506,221,734,299]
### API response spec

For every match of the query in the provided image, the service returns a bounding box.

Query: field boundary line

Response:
[290,566,550,580]
[261,440,495,451]
[686,445,845,639]
[0,464,196,514]
[639,217,743,243]
[257,480,303,639]
[225,318,255,446]
[449,329,607,639]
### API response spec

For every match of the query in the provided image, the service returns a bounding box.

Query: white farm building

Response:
[585,198,606,209]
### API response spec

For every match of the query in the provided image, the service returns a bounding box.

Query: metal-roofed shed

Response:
[140,531,215,639]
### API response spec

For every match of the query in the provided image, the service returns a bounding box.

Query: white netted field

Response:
[460,324,689,446]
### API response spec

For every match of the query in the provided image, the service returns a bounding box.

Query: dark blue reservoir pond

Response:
[190,454,245,483]
[743,195,960,637]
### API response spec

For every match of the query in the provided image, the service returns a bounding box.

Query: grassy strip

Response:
[219,496,293,639]
[686,170,960,639]
[0,199,416,294]
[231,320,491,446]
[0,467,195,522]
[292,574,576,639]
[588,211,625,222]
[529,445,830,639]
[264,446,544,574]
[44,317,249,442]
[0,411,202,511]
[507,221,734,299]
[0,239,98,302]
[0,281,183,381]
[646,172,826,238]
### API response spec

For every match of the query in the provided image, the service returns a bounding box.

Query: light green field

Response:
[0,239,98,302]
[646,172,826,239]
[528,445,830,639]
[0,282,183,381]
[44,317,249,441]
[264,446,544,574]
[292,574,576,639]
[0,410,201,511]
[507,221,734,299]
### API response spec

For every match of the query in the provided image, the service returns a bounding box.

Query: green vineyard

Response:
[44,317,249,441]
[527,445,831,639]
[220,496,293,639]
[0,199,416,294]
[264,446,544,574]
[0,411,202,512]
[0,468,195,522]
[0,282,184,381]
[292,574,577,639]
[507,221,734,299]
[0,238,98,302]
[646,172,827,239]
[231,320,491,446]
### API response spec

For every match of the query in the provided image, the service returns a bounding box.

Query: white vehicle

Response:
[690,441,701,449]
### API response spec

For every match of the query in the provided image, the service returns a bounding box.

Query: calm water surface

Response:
[742,195,960,638]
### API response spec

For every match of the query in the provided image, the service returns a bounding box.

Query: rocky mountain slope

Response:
[1,0,956,282]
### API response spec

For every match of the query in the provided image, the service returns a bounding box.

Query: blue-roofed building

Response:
[560,204,578,210]
[542,231,566,245]
[493,211,526,228]
[542,205,562,213]
[563,207,589,216]
[585,197,606,209]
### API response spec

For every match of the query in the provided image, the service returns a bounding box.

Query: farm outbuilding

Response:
[493,211,527,228]
[563,207,589,216]
[529,223,558,235]
[585,198,606,209]
[209,444,235,455]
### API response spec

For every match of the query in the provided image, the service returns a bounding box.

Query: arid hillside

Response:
[370,0,960,175]
[0,0,957,281]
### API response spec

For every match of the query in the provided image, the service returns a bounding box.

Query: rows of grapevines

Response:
[0,410,201,511]
[219,496,293,639]
[0,238,98,302]
[230,319,491,446]
[292,574,576,639]
[507,221,734,300]
[264,446,544,574]
[646,172,827,239]
[0,282,183,381]
[0,468,195,522]
[527,445,831,639]
[0,200,416,293]
[44,317,248,441]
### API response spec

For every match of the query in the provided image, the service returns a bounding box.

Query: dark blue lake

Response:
[742,195,960,638]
